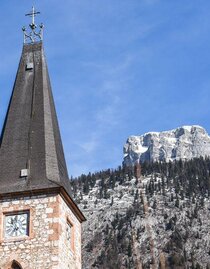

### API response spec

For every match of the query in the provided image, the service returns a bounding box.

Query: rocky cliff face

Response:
[123,125,210,166]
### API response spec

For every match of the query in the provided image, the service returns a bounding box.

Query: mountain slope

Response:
[72,158,210,269]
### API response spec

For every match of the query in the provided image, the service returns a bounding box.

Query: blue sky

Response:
[0,1,210,177]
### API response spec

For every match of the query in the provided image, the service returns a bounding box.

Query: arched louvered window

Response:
[11,260,22,269]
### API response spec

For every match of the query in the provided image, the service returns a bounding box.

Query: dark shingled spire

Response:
[0,42,72,196]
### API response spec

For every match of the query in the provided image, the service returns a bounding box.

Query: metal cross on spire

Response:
[25,6,40,29]
[22,6,44,44]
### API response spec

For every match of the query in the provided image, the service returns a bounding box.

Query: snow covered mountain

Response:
[123,125,210,166]
[71,125,210,268]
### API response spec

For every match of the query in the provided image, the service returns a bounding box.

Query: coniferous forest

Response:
[72,157,210,269]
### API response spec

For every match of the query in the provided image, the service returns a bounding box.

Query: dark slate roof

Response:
[0,42,72,196]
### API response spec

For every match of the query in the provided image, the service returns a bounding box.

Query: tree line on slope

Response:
[71,157,210,200]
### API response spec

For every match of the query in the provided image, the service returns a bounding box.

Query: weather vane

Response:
[22,6,44,44]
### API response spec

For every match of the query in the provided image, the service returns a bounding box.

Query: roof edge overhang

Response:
[0,187,86,223]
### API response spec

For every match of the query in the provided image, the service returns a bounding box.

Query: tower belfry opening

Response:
[0,6,85,269]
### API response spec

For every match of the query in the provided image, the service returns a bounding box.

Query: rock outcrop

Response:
[123,125,210,166]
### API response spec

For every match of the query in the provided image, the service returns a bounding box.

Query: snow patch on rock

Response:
[123,125,210,166]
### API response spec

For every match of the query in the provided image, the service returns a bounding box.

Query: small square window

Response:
[25,63,33,70]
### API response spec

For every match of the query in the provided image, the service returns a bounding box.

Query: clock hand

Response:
[11,226,16,235]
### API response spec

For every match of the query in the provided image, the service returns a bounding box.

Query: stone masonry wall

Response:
[58,196,82,269]
[0,193,82,269]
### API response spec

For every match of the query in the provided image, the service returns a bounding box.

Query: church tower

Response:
[0,7,85,269]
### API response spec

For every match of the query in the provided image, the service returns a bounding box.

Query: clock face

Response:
[4,212,29,238]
